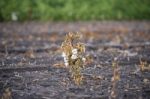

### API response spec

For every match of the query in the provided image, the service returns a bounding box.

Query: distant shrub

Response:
[0,0,150,21]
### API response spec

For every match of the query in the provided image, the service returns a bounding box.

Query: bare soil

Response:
[0,21,150,99]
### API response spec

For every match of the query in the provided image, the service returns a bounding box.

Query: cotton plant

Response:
[61,32,86,85]
[110,60,120,99]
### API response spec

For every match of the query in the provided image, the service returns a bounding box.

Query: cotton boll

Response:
[64,56,68,60]
[72,49,78,55]
[65,62,69,67]
[62,52,66,57]
[71,54,78,59]
[82,57,86,62]
[64,58,68,63]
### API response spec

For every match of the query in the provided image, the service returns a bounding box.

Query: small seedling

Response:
[139,59,150,71]
[139,60,146,71]
[1,88,12,99]
[110,60,120,99]
[25,48,35,58]
[61,32,86,85]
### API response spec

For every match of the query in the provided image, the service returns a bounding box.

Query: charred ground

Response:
[0,21,150,99]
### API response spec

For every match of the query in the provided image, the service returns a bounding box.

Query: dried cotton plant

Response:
[110,59,120,99]
[61,32,86,85]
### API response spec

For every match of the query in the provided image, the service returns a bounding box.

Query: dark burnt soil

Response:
[0,21,150,99]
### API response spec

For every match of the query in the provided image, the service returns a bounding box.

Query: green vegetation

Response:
[0,0,150,21]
